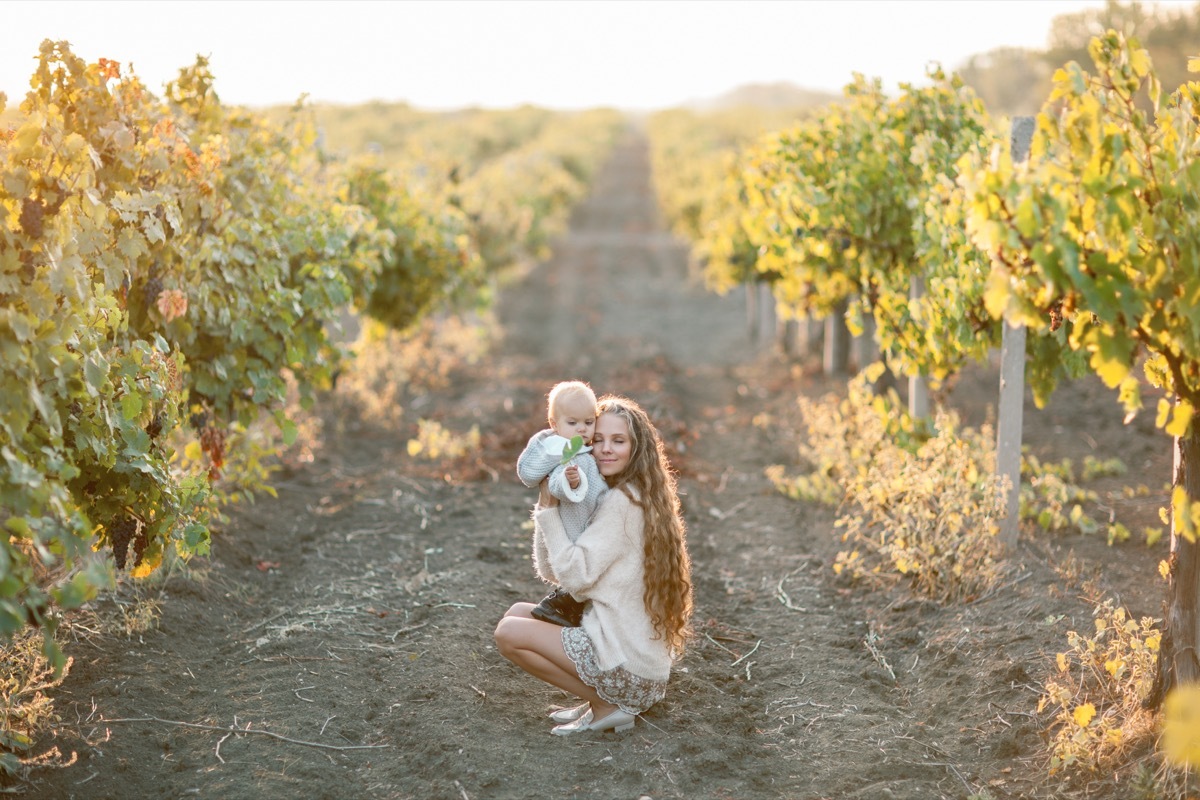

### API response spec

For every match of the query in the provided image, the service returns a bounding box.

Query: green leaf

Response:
[4,517,30,537]
[27,380,53,426]
[182,523,210,556]
[560,434,584,465]
[84,354,108,393]
[50,571,100,608]
[280,418,299,446]
[120,391,143,421]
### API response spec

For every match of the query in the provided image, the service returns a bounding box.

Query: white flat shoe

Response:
[548,702,591,724]
[551,708,636,735]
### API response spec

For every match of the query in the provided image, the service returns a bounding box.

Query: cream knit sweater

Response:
[532,488,673,682]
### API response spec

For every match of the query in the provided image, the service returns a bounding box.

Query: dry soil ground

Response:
[22,129,1176,799]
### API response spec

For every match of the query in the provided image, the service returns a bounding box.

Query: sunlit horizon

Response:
[5,0,1176,111]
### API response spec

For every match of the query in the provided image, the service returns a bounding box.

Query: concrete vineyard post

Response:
[996,116,1035,551]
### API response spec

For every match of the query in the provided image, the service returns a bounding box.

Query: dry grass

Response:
[0,630,75,778]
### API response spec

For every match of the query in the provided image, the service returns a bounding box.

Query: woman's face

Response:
[592,412,632,478]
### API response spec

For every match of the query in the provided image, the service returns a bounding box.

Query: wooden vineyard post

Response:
[824,298,851,376]
[854,312,878,374]
[996,116,1035,551]
[745,280,758,341]
[758,282,777,347]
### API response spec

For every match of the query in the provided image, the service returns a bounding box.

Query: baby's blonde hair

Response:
[547,380,597,424]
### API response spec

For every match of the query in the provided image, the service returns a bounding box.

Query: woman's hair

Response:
[596,395,693,654]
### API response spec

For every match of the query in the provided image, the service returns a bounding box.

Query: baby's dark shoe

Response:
[531,586,586,627]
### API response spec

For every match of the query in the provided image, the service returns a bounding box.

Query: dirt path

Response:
[28,127,1169,800]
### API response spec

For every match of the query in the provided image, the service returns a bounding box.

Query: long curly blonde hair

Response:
[596,396,693,654]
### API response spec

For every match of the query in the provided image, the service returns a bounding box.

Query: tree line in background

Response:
[960,0,1200,115]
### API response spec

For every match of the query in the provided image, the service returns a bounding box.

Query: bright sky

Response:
[1,0,1179,110]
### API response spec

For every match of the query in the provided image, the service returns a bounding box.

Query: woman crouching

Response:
[494,395,693,734]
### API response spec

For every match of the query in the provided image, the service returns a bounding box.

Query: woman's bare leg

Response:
[494,604,618,719]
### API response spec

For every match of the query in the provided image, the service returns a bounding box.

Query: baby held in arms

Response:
[515,380,607,627]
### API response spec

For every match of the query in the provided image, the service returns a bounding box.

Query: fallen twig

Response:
[730,640,761,667]
[391,622,430,641]
[703,632,740,659]
[864,627,896,683]
[776,572,807,612]
[215,731,233,763]
[708,499,749,521]
[85,716,389,753]
[242,610,290,635]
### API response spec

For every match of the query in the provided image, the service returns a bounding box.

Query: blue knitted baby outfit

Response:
[516,429,607,542]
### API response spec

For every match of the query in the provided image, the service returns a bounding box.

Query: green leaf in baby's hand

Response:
[560,435,584,464]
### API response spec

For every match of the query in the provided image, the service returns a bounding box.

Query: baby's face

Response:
[550,397,597,444]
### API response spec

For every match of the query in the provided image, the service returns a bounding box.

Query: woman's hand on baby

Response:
[538,478,559,507]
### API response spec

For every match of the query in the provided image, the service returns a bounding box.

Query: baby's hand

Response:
[565,465,580,490]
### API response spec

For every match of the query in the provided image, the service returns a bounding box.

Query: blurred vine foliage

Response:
[0,41,624,663]
[961,31,1200,449]
[650,27,1200,785]
[960,31,1200,736]
[0,40,392,662]
[647,69,1089,399]
[307,102,625,282]
[646,106,814,252]
[343,161,479,332]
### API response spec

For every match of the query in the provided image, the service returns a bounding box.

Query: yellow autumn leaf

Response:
[1104,658,1124,677]
[1160,559,1171,580]
[1156,398,1172,429]
[1162,685,1200,766]
[1189,57,1200,73]
[184,440,203,461]
[1092,351,1130,389]
[1129,47,1151,77]
[982,268,1011,319]
[1073,703,1096,727]
[1167,401,1196,438]
[1057,652,1069,672]
[1146,527,1163,547]
[130,548,163,578]
[406,439,422,457]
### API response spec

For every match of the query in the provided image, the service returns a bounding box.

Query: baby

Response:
[516,380,607,626]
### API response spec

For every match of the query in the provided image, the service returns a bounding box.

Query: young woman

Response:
[494,395,693,734]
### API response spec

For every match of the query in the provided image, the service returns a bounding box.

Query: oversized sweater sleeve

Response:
[516,429,559,488]
[532,489,641,599]
[546,448,593,504]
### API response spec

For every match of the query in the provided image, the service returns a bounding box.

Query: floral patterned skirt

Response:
[561,626,667,715]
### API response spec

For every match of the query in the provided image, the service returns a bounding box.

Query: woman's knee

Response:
[494,603,538,659]
[494,616,521,658]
